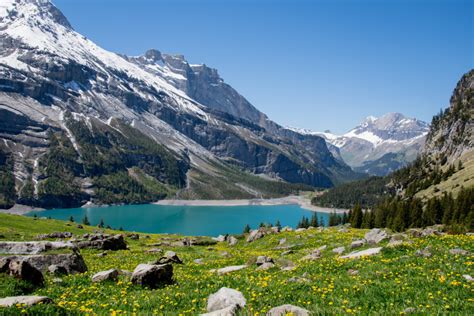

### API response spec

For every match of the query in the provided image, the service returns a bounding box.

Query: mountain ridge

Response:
[0,0,359,208]
[288,112,429,176]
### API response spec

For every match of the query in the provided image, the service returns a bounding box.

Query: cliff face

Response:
[424,70,474,161]
[0,0,359,208]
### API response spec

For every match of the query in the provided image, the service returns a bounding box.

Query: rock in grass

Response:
[92,268,119,282]
[415,248,432,258]
[348,269,359,276]
[48,264,68,276]
[207,287,246,313]
[228,236,238,246]
[154,251,183,264]
[246,228,267,242]
[462,274,473,282]
[449,248,469,256]
[351,239,365,249]
[8,260,44,286]
[256,262,275,271]
[340,247,382,259]
[131,264,173,288]
[214,265,247,275]
[332,246,345,255]
[0,241,76,255]
[256,256,274,266]
[266,304,310,316]
[4,252,88,274]
[0,296,53,307]
[194,258,204,265]
[201,304,240,316]
[364,229,389,245]
[301,249,321,261]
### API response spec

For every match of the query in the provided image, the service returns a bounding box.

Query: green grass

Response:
[0,213,473,315]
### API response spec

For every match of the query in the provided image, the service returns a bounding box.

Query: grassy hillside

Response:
[0,214,473,315]
[416,151,474,200]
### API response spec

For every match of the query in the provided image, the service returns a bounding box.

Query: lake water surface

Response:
[26,204,329,236]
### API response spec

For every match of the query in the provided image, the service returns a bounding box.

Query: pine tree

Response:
[243,224,251,234]
[82,215,90,226]
[351,203,363,228]
[69,216,74,223]
[98,218,105,228]
[310,214,319,227]
[275,220,282,230]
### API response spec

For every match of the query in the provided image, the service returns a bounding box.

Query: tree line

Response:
[348,186,474,232]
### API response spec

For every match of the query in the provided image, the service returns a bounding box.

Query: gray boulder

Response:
[214,265,247,275]
[207,287,246,313]
[77,234,127,251]
[256,256,274,266]
[415,248,432,258]
[131,263,173,288]
[449,248,469,256]
[350,240,365,249]
[37,232,72,239]
[155,251,183,264]
[201,304,240,316]
[340,247,383,259]
[92,268,119,282]
[2,252,87,274]
[332,247,345,255]
[0,296,53,307]
[301,249,321,261]
[228,236,238,246]
[0,241,76,255]
[246,228,267,242]
[256,262,275,271]
[364,229,389,245]
[267,304,310,316]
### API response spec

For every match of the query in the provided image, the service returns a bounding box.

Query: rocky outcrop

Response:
[6,259,44,286]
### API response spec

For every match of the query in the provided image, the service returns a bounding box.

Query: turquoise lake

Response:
[26,204,329,236]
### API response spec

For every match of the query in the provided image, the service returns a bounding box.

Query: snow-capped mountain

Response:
[288,113,429,176]
[0,0,358,208]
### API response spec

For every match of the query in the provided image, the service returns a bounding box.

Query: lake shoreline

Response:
[155,195,348,214]
[1,195,348,216]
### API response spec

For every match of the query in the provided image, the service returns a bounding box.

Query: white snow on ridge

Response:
[344,130,383,146]
[0,0,209,119]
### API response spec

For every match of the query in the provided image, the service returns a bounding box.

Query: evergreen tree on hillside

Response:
[243,224,251,234]
[351,203,363,228]
[82,215,90,226]
[310,214,319,227]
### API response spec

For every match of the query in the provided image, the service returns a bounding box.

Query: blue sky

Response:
[54,0,472,134]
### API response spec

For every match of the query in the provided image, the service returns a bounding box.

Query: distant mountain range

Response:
[0,0,360,208]
[288,113,429,176]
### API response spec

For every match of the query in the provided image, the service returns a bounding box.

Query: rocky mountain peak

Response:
[0,0,72,29]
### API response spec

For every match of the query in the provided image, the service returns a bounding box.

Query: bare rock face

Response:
[37,232,73,239]
[267,304,310,316]
[48,264,68,276]
[131,263,173,288]
[0,296,53,307]
[206,287,246,313]
[256,256,274,266]
[92,268,119,283]
[8,260,44,286]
